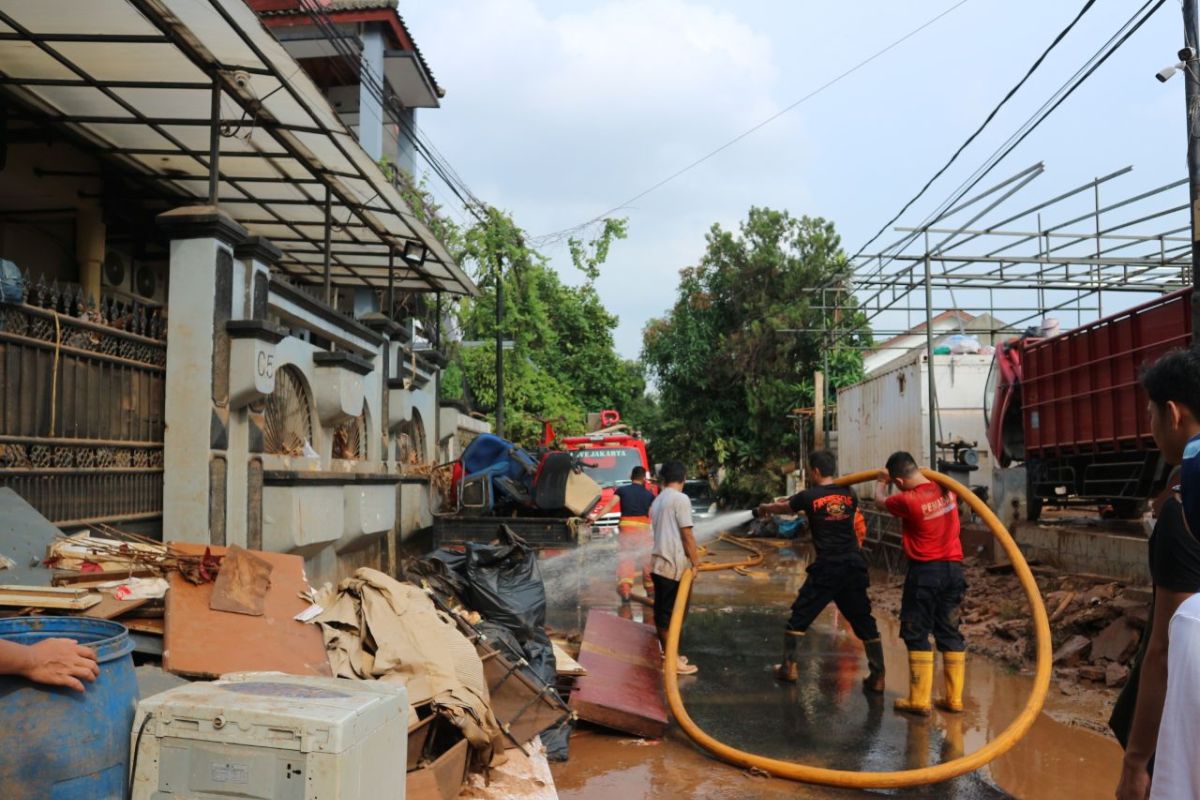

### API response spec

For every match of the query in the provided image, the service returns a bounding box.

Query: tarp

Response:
[312,568,505,766]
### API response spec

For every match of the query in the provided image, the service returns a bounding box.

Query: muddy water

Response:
[547,538,1121,799]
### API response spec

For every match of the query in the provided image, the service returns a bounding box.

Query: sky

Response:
[403,1,1188,359]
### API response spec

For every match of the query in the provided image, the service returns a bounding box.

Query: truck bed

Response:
[431,514,585,549]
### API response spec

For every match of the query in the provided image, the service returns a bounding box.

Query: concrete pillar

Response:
[158,206,247,544]
[358,25,385,161]
[75,201,105,302]
[226,236,282,548]
[396,106,417,176]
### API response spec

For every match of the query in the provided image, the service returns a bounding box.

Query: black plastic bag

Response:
[461,526,547,645]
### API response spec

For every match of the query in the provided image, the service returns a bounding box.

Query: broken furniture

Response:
[569,609,669,738]
[130,673,407,800]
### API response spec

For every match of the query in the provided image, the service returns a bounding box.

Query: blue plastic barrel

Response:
[0,617,139,800]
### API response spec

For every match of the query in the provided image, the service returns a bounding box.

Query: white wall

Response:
[837,354,993,494]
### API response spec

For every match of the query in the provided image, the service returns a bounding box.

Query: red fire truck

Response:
[557,411,653,537]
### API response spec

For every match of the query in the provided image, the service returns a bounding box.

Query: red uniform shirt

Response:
[884,481,963,563]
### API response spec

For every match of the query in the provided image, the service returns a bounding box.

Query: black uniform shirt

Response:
[788,484,861,559]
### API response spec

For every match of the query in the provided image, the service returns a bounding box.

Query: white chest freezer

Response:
[130,672,408,800]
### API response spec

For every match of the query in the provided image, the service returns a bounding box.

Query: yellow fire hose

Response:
[662,468,1052,789]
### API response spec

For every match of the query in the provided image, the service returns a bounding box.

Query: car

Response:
[683,479,717,520]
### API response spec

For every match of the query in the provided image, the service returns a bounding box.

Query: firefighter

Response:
[592,466,657,604]
[874,451,966,717]
[756,449,885,692]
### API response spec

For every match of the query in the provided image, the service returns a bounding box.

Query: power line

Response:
[849,0,1099,264]
[529,0,973,246]
[854,0,1167,322]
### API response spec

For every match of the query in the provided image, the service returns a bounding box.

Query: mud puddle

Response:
[546,538,1121,799]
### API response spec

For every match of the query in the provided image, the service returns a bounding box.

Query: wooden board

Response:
[0,585,101,610]
[552,641,587,677]
[80,595,151,620]
[53,568,158,588]
[122,617,164,636]
[163,543,330,679]
[569,609,668,738]
[208,545,272,616]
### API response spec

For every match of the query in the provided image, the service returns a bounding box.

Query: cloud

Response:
[408,0,806,355]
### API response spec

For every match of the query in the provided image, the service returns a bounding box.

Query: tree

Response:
[427,204,636,445]
[642,207,870,503]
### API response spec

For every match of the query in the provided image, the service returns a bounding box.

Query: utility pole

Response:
[494,252,505,439]
[1186,0,1200,344]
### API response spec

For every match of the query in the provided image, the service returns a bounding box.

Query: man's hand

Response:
[22,638,99,692]
[1115,759,1151,800]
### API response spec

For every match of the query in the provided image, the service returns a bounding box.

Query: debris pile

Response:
[870,558,1151,692]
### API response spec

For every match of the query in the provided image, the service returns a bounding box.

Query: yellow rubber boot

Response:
[936,651,965,713]
[894,651,934,716]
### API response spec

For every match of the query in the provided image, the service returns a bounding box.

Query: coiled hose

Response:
[662,468,1051,789]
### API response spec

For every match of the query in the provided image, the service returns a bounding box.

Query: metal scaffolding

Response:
[833,163,1192,463]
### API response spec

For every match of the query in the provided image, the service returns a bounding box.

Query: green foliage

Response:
[642,207,870,500]
[424,206,637,446]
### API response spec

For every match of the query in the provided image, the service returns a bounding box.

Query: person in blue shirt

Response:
[1141,349,1200,535]
[592,466,658,605]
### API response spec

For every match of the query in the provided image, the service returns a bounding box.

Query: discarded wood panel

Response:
[208,544,272,616]
[407,734,470,800]
[408,707,436,772]
[80,595,150,620]
[53,568,158,588]
[163,543,329,679]
[481,644,569,746]
[122,618,164,636]
[552,641,586,677]
[0,585,101,611]
[569,609,668,739]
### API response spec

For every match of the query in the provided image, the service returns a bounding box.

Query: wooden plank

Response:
[122,617,164,636]
[0,586,102,610]
[552,641,587,677]
[163,543,330,680]
[208,544,272,616]
[569,609,668,738]
[80,595,151,620]
[53,568,158,588]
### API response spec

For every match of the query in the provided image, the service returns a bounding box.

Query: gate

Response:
[0,278,166,528]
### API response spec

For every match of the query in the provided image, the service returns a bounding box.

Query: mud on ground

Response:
[869,558,1149,734]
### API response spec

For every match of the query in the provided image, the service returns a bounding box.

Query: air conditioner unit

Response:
[101,248,133,295]
[131,262,167,305]
[102,247,167,305]
[130,672,408,800]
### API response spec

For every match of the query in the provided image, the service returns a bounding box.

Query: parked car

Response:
[683,479,717,520]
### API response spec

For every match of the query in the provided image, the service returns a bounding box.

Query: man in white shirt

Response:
[1150,591,1200,799]
[650,459,701,676]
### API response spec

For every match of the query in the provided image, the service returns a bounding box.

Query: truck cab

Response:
[560,412,654,537]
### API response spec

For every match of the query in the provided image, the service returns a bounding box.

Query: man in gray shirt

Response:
[651,460,701,675]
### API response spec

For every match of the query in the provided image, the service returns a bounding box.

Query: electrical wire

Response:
[854,0,1166,322]
[849,0,1099,265]
[293,0,488,223]
[529,0,974,246]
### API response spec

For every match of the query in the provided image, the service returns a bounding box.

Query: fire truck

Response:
[558,411,653,537]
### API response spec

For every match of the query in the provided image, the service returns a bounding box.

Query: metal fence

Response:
[0,279,166,527]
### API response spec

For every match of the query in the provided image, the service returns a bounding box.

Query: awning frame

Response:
[0,0,477,298]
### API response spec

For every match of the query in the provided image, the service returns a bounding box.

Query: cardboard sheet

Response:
[163,543,329,679]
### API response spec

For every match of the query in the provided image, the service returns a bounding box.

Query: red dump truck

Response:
[986,288,1192,520]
